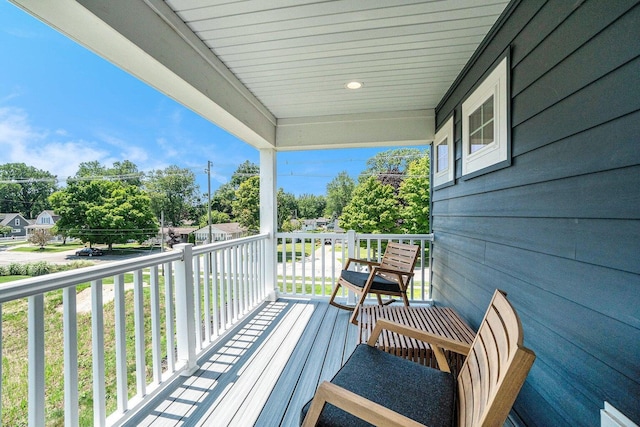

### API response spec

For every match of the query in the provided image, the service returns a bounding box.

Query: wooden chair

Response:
[301,290,536,427]
[329,242,420,325]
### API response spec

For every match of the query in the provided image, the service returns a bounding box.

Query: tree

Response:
[359,148,424,181]
[198,210,230,228]
[232,176,260,232]
[398,155,430,234]
[212,161,259,216]
[339,176,400,234]
[0,225,13,237]
[277,189,298,231]
[28,229,52,249]
[325,171,355,218]
[0,163,57,218]
[49,179,158,250]
[75,160,143,187]
[146,165,199,226]
[296,194,326,219]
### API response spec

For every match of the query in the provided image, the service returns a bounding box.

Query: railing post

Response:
[174,243,199,376]
[347,230,357,305]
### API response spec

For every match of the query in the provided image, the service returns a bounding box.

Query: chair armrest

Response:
[301,381,425,427]
[344,257,380,269]
[367,318,471,373]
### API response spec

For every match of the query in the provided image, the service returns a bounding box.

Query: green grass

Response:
[0,275,30,283]
[1,273,171,426]
[0,240,27,247]
[277,276,429,300]
[11,243,84,253]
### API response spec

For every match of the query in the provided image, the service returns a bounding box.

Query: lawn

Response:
[1,273,170,426]
[11,243,84,253]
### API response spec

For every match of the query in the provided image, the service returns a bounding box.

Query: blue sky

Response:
[0,2,425,196]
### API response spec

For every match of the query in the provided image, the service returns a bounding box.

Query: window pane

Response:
[437,139,448,173]
[483,119,494,145]
[469,108,482,134]
[470,131,484,153]
[483,96,494,122]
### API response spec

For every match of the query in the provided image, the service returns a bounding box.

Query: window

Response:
[433,115,454,188]
[462,55,510,177]
[14,218,20,226]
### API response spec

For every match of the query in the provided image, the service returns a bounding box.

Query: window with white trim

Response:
[462,56,510,177]
[14,218,20,226]
[433,115,454,188]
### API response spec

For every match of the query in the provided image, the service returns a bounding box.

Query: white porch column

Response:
[260,148,278,301]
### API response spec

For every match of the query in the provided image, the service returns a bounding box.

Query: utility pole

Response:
[206,161,212,244]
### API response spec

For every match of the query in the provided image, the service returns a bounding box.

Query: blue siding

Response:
[432,0,640,425]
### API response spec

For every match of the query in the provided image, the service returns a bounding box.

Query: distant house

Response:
[194,223,246,243]
[163,226,197,246]
[0,212,30,237]
[25,210,63,241]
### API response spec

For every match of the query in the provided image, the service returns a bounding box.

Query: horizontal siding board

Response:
[515,381,569,427]
[512,5,640,125]
[575,219,640,275]
[433,216,578,259]
[434,110,640,201]
[484,242,640,330]
[433,166,640,219]
[511,0,638,96]
[433,230,486,264]
[512,57,640,155]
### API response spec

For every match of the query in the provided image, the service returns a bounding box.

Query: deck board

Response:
[124,299,356,427]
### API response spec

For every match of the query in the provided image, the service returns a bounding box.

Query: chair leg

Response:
[349,291,369,325]
[329,281,355,311]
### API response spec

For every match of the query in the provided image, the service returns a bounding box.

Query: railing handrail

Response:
[0,250,182,304]
[192,232,269,255]
[277,231,433,241]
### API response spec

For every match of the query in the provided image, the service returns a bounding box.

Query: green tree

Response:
[296,193,326,219]
[232,176,260,232]
[0,225,13,236]
[398,156,430,234]
[212,161,259,216]
[339,176,400,234]
[359,148,424,181]
[146,165,199,226]
[325,171,355,218]
[198,210,230,228]
[277,189,298,231]
[49,179,158,250]
[75,160,143,186]
[0,163,57,218]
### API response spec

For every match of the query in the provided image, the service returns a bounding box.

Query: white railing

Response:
[0,234,268,427]
[276,231,433,302]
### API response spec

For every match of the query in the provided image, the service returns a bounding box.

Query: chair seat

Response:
[340,270,400,293]
[300,344,455,427]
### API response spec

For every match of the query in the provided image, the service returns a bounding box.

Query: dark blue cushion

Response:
[340,270,400,293]
[300,344,455,427]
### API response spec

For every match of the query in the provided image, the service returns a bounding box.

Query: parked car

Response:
[75,247,104,257]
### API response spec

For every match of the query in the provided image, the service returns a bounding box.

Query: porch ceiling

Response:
[10,0,510,151]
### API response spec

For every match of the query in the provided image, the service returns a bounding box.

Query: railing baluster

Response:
[150,266,162,384]
[233,246,239,319]
[63,285,79,427]
[164,263,175,372]
[193,256,202,351]
[211,251,219,338]
[219,250,226,330]
[226,248,233,323]
[28,294,45,427]
[203,254,211,343]
[114,274,127,414]
[91,280,106,426]
[133,270,146,397]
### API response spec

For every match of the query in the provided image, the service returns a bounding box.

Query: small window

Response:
[462,55,510,177]
[433,115,454,188]
[14,218,20,226]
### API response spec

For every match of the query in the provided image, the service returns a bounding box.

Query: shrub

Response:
[0,265,7,276]
[27,261,51,276]
[8,263,27,276]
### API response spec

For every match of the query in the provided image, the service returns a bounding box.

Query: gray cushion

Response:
[300,344,455,427]
[340,270,400,293]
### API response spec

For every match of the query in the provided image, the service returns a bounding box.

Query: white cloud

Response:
[0,106,112,179]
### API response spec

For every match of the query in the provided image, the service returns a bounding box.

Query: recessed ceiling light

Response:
[345,81,363,90]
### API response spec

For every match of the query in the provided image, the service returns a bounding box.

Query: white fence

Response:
[276,231,433,302]
[0,234,268,427]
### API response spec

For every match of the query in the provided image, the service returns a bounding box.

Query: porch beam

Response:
[275,110,435,150]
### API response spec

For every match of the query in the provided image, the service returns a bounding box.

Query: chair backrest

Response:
[457,290,535,427]
[378,242,420,282]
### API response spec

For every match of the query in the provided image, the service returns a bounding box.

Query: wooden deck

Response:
[124,299,358,427]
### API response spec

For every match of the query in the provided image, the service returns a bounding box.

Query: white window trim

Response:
[433,115,454,188]
[462,55,509,177]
